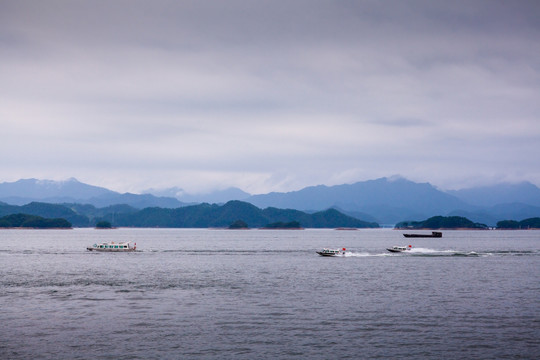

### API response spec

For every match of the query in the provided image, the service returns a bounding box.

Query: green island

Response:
[496,217,540,229]
[95,220,113,229]
[0,200,378,228]
[395,216,488,230]
[228,220,249,229]
[0,213,72,229]
[0,202,537,230]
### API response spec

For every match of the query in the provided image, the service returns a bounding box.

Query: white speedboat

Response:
[387,245,412,253]
[317,248,346,257]
[87,241,136,252]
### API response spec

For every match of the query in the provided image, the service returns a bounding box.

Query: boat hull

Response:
[387,245,412,253]
[86,247,136,252]
[403,231,442,238]
[316,252,338,256]
[86,241,136,252]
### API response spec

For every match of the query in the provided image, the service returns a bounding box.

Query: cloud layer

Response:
[1,0,539,193]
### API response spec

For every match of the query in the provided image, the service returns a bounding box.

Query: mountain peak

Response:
[0,178,115,203]
[246,177,467,224]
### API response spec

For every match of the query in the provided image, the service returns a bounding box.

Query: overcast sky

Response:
[1,0,539,194]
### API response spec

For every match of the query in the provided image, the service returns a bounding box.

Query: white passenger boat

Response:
[317,248,346,257]
[387,245,412,253]
[87,241,136,252]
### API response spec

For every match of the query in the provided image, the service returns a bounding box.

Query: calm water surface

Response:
[1,228,539,359]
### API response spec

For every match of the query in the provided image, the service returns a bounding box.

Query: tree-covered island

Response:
[395,216,488,230]
[95,220,113,229]
[0,213,72,229]
[228,220,249,229]
[0,200,379,228]
[496,217,540,229]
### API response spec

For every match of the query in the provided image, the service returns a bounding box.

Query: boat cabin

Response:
[96,243,130,249]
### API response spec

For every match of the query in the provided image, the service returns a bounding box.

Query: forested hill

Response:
[0,201,90,226]
[496,217,540,229]
[0,201,378,229]
[0,214,72,228]
[111,201,379,228]
[395,216,488,229]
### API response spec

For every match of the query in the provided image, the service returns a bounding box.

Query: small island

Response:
[497,217,540,229]
[395,216,488,230]
[95,220,114,229]
[0,213,72,229]
[228,220,249,229]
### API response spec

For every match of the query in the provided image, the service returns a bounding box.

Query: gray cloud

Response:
[1,0,539,193]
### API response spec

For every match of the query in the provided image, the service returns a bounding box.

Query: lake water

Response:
[1,228,539,359]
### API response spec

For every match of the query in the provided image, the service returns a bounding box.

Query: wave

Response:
[160,249,302,255]
[2,248,538,257]
[408,247,480,257]
[335,248,540,258]
[342,252,373,257]
[383,248,539,257]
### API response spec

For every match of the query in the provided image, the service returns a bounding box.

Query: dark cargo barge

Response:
[403,231,442,238]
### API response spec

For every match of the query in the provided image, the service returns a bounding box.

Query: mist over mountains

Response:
[247,178,468,224]
[448,182,540,207]
[0,177,539,226]
[0,178,184,208]
[143,186,250,204]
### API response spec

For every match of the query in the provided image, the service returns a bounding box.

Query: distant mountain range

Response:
[244,178,540,225]
[1,177,539,226]
[448,182,540,207]
[246,178,469,224]
[0,178,184,208]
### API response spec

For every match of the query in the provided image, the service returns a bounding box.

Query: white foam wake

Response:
[342,252,371,257]
[408,247,453,253]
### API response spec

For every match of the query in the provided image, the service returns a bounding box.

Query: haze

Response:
[1,0,539,194]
